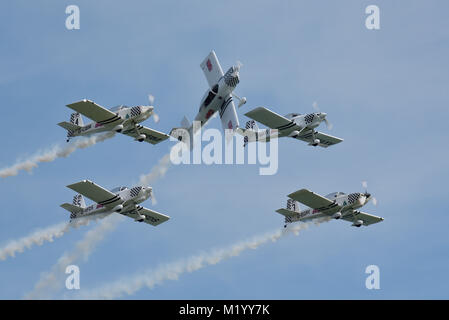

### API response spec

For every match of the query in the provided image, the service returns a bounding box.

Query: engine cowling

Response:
[113,204,123,213]
[135,214,145,222]
[332,212,342,220]
[137,134,146,142]
[313,138,320,145]
[113,124,124,133]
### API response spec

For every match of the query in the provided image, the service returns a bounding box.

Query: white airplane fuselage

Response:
[70,186,151,221]
[287,192,372,224]
[245,112,328,143]
[68,106,154,139]
[194,66,240,129]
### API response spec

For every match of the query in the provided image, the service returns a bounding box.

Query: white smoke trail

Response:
[22,151,173,298]
[0,132,115,178]
[76,217,331,299]
[0,214,112,262]
[0,222,70,261]
[24,214,122,299]
[138,153,172,187]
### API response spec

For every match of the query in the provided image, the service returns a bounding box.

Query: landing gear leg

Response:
[134,124,145,142]
[311,131,319,147]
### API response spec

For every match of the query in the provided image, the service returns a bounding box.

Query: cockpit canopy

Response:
[110,186,128,193]
[285,113,301,119]
[325,192,346,199]
[109,105,129,112]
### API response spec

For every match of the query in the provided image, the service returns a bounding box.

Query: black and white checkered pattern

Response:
[348,193,360,204]
[304,113,315,124]
[246,120,256,130]
[73,194,82,206]
[287,199,298,212]
[224,67,240,88]
[130,106,141,117]
[130,186,142,198]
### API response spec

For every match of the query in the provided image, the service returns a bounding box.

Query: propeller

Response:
[231,60,243,77]
[362,181,377,206]
[149,188,157,206]
[148,94,160,123]
[312,101,333,130]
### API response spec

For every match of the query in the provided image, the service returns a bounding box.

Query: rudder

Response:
[73,194,86,208]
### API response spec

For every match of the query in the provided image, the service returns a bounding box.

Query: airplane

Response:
[276,184,383,228]
[58,96,169,145]
[170,50,247,147]
[237,103,343,148]
[60,179,170,226]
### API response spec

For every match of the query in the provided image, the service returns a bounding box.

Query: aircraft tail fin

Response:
[72,194,86,208]
[275,199,300,227]
[245,120,259,131]
[58,112,83,139]
[181,116,191,129]
[70,112,84,127]
[286,198,299,212]
[237,120,260,147]
[169,116,196,150]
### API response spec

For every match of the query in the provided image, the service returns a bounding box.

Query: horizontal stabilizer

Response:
[275,208,297,217]
[57,121,80,131]
[60,203,83,214]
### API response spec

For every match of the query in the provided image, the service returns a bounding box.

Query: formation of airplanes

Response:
[58,50,383,229]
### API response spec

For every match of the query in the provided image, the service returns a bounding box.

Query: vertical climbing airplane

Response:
[170,50,247,147]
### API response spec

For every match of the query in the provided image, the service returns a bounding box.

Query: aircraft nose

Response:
[142,106,153,113]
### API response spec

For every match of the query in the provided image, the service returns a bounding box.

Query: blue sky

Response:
[0,0,448,299]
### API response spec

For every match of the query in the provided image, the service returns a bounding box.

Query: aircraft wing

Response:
[245,107,296,130]
[66,180,123,208]
[122,125,170,145]
[122,206,170,226]
[219,95,240,131]
[66,99,120,124]
[294,131,343,148]
[288,189,334,210]
[200,50,224,88]
[342,211,384,226]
